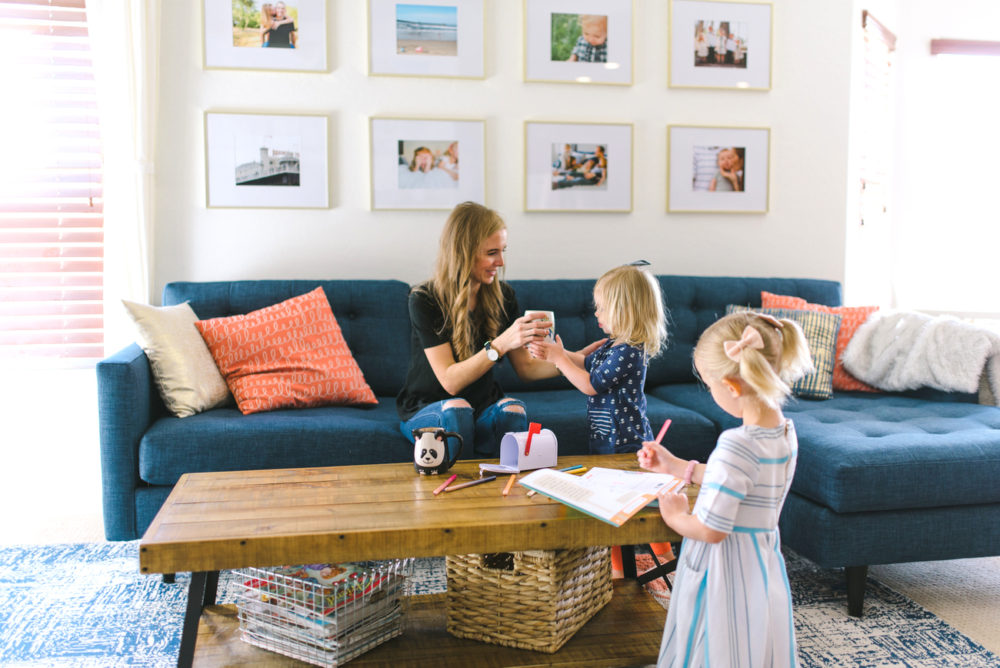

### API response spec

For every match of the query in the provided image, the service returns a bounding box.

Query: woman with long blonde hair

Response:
[397,201,603,458]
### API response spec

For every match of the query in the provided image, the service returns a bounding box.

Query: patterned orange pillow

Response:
[761,291,880,392]
[195,287,377,414]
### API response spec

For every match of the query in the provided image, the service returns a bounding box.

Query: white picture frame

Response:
[669,0,772,90]
[524,0,634,85]
[667,125,770,213]
[368,0,485,78]
[525,121,632,212]
[203,0,328,72]
[205,112,329,209]
[369,117,486,210]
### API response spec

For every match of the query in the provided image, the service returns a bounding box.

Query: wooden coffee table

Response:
[140,454,686,667]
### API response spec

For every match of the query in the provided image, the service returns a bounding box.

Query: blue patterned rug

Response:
[0,542,995,667]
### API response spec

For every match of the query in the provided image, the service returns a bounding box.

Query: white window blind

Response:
[858,10,895,232]
[0,0,103,362]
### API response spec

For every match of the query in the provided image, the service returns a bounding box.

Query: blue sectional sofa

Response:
[97,276,1000,615]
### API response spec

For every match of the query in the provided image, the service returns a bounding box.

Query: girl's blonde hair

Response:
[694,311,814,409]
[594,265,667,358]
[418,202,508,361]
[260,4,274,30]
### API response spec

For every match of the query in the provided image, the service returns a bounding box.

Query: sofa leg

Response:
[845,565,867,617]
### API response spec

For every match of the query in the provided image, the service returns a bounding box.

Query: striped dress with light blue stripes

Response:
[658,421,799,668]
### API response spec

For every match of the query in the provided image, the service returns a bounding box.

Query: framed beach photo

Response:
[205,112,329,208]
[368,0,485,78]
[524,0,633,85]
[525,121,632,212]
[669,0,772,90]
[667,125,769,213]
[203,0,328,72]
[369,117,485,210]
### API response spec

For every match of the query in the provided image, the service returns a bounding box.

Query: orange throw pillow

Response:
[195,287,377,414]
[761,291,880,393]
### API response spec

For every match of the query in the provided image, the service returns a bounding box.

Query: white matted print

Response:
[205,112,329,208]
[204,0,327,71]
[669,0,772,89]
[370,118,485,210]
[667,125,769,213]
[368,0,484,78]
[525,0,633,85]
[525,122,632,212]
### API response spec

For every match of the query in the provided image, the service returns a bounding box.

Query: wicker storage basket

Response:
[445,546,612,653]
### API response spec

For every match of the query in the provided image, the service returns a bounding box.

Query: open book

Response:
[518,467,685,527]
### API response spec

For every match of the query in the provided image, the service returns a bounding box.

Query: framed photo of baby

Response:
[369,117,485,210]
[368,0,485,78]
[203,0,328,71]
[667,125,769,213]
[669,0,772,90]
[525,121,632,212]
[524,0,634,85]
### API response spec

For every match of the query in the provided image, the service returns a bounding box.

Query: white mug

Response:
[525,310,555,342]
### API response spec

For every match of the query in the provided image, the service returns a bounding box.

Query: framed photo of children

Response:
[524,0,634,85]
[368,0,485,78]
[204,111,329,208]
[525,121,632,212]
[203,0,328,72]
[667,125,769,213]
[369,117,485,210]
[669,0,772,90]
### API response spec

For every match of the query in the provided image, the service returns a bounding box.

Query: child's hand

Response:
[638,440,670,473]
[657,488,690,523]
[528,335,564,362]
[577,337,608,356]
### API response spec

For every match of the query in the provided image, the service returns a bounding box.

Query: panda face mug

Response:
[412,427,463,475]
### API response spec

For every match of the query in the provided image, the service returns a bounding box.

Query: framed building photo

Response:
[669,0,772,90]
[368,0,485,78]
[369,117,485,210]
[524,0,633,85]
[205,112,329,208]
[525,121,632,212]
[203,0,328,72]
[667,125,769,213]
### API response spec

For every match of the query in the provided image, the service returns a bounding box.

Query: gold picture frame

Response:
[203,0,329,72]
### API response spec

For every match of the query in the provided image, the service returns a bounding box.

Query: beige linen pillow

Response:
[122,300,230,418]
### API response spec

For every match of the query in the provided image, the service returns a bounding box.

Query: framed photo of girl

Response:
[525,121,632,212]
[203,0,328,72]
[524,0,634,85]
[667,125,769,213]
[369,117,485,210]
[205,111,329,208]
[367,0,485,78]
[669,0,772,90]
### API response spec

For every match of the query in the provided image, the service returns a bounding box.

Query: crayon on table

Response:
[432,474,457,496]
[502,474,517,496]
[444,475,497,492]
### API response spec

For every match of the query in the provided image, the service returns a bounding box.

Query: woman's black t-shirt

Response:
[267,21,296,47]
[396,282,519,421]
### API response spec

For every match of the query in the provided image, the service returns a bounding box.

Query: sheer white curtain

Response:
[87,0,160,354]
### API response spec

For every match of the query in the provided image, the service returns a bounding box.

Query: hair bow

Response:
[724,326,764,361]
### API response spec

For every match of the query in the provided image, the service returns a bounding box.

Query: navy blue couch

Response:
[97,276,1000,615]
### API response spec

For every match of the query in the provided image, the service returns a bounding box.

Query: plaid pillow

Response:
[724,305,842,400]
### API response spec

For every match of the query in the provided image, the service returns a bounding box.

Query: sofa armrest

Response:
[96,343,158,540]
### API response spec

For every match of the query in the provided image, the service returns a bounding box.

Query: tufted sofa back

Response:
[162,280,413,397]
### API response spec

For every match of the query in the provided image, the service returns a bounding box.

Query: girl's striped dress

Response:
[658,421,799,668]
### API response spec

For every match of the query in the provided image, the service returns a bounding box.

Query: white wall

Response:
[152,0,855,301]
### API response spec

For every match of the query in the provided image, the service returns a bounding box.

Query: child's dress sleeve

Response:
[693,430,760,534]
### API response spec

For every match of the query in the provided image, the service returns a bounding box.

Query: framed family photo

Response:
[525,121,632,212]
[667,125,769,213]
[203,0,328,72]
[369,117,485,210]
[205,112,329,208]
[368,0,485,78]
[524,0,634,85]
[669,0,772,90]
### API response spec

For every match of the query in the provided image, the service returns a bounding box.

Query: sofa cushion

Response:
[195,287,377,414]
[761,291,879,392]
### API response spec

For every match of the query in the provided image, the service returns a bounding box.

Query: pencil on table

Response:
[502,474,517,496]
[444,475,497,492]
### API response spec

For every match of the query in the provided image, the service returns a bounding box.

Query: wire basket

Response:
[445,546,612,653]
[234,558,412,667]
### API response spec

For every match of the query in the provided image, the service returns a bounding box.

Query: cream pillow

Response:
[122,300,230,417]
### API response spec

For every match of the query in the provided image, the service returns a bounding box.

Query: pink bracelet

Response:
[683,459,697,486]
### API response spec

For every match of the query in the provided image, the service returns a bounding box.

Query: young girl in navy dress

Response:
[530,263,667,454]
[638,310,813,668]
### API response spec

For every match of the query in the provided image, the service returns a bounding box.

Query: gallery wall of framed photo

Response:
[154,0,857,294]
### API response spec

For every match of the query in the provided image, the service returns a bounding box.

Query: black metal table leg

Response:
[177,571,217,667]
[621,544,638,579]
